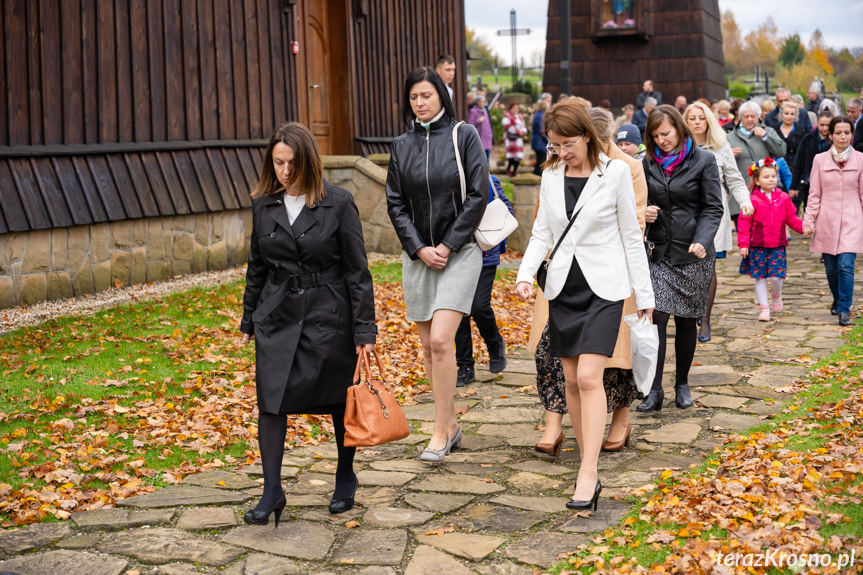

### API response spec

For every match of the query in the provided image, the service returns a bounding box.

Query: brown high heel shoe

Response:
[601,424,631,452]
[534,431,564,457]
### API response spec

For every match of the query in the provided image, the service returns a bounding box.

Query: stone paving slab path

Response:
[1,241,859,574]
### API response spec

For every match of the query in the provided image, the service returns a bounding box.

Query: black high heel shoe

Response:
[566,480,602,511]
[329,473,358,514]
[636,389,664,412]
[243,493,287,527]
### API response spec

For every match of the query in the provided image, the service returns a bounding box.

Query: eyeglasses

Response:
[546,135,584,154]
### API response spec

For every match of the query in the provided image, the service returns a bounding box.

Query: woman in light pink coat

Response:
[802,116,863,326]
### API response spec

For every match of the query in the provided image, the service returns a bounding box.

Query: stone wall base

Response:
[0,211,251,309]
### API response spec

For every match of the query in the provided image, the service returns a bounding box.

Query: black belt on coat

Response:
[271,266,343,291]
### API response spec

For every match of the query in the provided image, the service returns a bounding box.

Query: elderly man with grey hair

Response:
[632,97,656,137]
[765,88,812,132]
[726,100,787,219]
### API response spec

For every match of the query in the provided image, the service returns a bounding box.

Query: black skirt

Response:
[547,256,623,358]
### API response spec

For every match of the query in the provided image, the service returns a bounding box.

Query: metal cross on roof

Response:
[496,9,531,87]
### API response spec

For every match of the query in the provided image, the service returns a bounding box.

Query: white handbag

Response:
[452,122,519,251]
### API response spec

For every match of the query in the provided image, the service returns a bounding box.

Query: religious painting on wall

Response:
[601,0,635,29]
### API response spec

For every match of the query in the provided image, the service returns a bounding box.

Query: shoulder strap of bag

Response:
[487,174,502,201]
[453,121,467,203]
[548,158,614,262]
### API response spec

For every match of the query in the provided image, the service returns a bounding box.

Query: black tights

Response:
[700,271,717,337]
[650,311,698,393]
[255,410,356,512]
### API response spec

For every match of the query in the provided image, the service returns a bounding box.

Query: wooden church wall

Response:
[543,0,726,109]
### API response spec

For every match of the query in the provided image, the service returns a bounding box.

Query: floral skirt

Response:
[535,322,639,414]
[739,246,787,279]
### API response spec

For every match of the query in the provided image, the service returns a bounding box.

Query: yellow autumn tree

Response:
[721,10,745,75]
[744,17,780,72]
[774,30,836,93]
[808,30,834,75]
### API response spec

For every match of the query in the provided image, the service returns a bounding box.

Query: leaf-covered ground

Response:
[555,342,863,575]
[0,266,532,526]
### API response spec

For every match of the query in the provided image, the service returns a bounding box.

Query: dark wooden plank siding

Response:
[206,149,241,210]
[543,0,725,108]
[197,0,219,140]
[172,150,210,212]
[349,0,466,153]
[147,0,166,141]
[106,155,144,219]
[9,159,52,229]
[154,152,192,215]
[61,1,84,144]
[71,156,108,222]
[255,0,273,134]
[97,0,117,143]
[39,0,62,145]
[122,154,160,217]
[87,155,127,220]
[235,148,259,192]
[130,0,152,142]
[0,0,470,233]
[140,153,178,215]
[190,149,230,211]
[243,0,262,138]
[31,157,74,227]
[267,0,285,129]
[182,0,202,140]
[214,0,236,140]
[164,0,186,140]
[115,0,134,142]
[0,3,6,146]
[222,148,254,206]
[52,157,95,225]
[231,0,250,139]
[0,161,30,231]
[26,1,44,145]
[6,0,29,145]
[81,0,99,144]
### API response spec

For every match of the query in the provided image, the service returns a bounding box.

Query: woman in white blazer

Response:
[516,101,655,511]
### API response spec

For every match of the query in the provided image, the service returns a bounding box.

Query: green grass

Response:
[369,261,402,284]
[549,323,863,573]
[0,280,264,524]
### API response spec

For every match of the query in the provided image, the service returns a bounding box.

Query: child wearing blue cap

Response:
[616,123,646,161]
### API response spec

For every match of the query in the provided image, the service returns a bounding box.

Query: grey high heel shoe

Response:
[419,427,462,462]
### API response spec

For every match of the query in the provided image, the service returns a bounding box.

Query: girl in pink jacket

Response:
[738,158,804,321]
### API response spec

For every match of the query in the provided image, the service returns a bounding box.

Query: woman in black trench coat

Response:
[240,123,377,524]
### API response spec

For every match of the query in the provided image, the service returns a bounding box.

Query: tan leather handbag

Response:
[344,349,409,447]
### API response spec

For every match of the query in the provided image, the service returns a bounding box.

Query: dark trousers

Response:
[455,265,503,367]
[823,253,857,314]
[533,149,547,175]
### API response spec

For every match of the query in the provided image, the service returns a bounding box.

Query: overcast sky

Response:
[465,1,860,66]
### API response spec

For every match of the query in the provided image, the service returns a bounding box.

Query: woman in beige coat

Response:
[530,107,647,455]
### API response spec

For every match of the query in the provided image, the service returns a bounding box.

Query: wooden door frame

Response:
[293,0,355,155]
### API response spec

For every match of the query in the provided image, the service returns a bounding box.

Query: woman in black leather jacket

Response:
[638,105,723,413]
[386,67,488,462]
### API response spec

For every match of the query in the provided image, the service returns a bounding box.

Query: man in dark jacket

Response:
[635,80,662,110]
[764,88,812,132]
[790,110,833,211]
[633,97,656,137]
[455,175,514,385]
